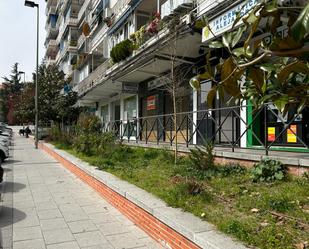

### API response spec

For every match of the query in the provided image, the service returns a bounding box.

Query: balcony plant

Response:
[145,12,161,35]
[110,39,133,63]
[69,40,78,47]
[103,16,112,27]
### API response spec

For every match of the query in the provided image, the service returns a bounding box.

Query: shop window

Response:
[101,105,109,124]
[124,96,137,121]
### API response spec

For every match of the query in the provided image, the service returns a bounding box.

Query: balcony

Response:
[46,22,59,40]
[46,0,58,9]
[78,60,111,97]
[89,24,108,52]
[60,40,78,59]
[112,0,131,20]
[77,34,87,49]
[46,39,58,50]
[46,39,59,57]
[78,0,91,22]
[57,17,78,44]
[196,0,231,17]
[55,50,61,64]
[46,5,57,16]
[161,0,195,20]
[46,57,56,67]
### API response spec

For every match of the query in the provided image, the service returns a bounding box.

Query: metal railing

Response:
[78,0,91,21]
[98,104,309,155]
[112,0,131,20]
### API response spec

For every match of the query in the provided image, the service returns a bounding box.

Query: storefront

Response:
[247,105,309,150]
[139,74,193,144]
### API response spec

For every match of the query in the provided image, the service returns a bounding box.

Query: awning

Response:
[107,0,143,35]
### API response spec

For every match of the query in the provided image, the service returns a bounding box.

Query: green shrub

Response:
[189,142,215,171]
[110,39,133,63]
[48,125,73,146]
[76,113,101,134]
[94,132,117,155]
[218,163,246,177]
[73,133,98,156]
[267,195,296,212]
[250,159,287,182]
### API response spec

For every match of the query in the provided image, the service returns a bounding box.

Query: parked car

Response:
[0,138,9,147]
[0,142,9,162]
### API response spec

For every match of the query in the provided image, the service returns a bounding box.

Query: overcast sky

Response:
[0,0,46,82]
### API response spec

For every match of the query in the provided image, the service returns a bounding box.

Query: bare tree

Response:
[157,18,196,164]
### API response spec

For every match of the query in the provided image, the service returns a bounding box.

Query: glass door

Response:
[123,96,137,139]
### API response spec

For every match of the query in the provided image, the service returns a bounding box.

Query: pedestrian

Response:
[25,126,31,138]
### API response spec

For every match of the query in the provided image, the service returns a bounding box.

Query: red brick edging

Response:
[39,143,201,249]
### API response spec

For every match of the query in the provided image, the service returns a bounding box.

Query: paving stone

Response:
[40,218,68,231]
[81,204,110,215]
[37,208,63,220]
[42,228,75,245]
[88,212,118,225]
[97,221,131,236]
[67,220,98,234]
[47,241,81,249]
[74,231,109,247]
[35,200,58,211]
[13,238,46,249]
[62,210,90,222]
[58,203,83,213]
[106,232,148,249]
[81,245,113,249]
[13,214,40,228]
[13,226,43,241]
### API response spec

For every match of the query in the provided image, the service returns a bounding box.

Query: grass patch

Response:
[51,141,309,249]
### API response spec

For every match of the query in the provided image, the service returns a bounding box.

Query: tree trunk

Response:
[173,85,177,165]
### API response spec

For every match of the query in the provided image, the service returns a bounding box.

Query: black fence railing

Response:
[100,104,309,155]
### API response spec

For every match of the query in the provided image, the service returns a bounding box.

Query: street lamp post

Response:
[24,0,39,149]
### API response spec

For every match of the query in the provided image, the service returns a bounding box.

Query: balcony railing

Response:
[78,0,90,22]
[78,60,111,96]
[112,0,131,20]
[46,57,56,67]
[46,39,58,49]
[196,0,231,17]
[57,17,78,44]
[90,24,108,51]
[77,34,86,49]
[98,104,309,154]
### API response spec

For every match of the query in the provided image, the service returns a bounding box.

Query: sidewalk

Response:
[0,131,161,249]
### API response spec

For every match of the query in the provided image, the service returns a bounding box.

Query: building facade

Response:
[45,0,309,152]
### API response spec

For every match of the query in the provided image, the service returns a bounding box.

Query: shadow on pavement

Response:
[0,182,26,193]
[3,159,22,164]
[0,206,26,227]
[0,206,27,249]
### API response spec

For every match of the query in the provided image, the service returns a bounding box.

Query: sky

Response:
[0,0,46,82]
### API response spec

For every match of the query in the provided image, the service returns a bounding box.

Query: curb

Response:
[39,142,249,249]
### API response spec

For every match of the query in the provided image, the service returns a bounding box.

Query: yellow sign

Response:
[268,127,275,142]
[287,125,297,143]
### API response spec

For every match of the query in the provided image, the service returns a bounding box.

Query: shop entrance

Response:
[249,105,309,149]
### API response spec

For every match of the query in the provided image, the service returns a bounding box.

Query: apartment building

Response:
[45,0,309,152]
